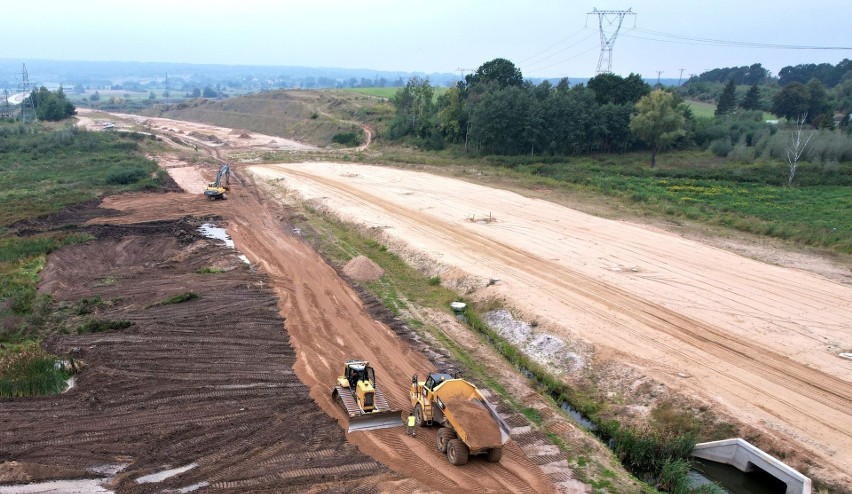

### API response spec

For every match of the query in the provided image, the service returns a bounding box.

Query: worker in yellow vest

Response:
[406,412,416,437]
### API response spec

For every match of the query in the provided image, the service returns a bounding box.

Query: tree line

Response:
[26,86,76,122]
[388,58,681,159]
[686,59,850,89]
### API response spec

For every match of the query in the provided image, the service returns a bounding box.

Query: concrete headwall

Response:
[692,438,811,494]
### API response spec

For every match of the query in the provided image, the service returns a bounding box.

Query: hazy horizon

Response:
[1,0,850,81]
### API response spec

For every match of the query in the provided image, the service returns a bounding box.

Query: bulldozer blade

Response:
[347,410,403,433]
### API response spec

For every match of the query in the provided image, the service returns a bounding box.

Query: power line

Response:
[520,33,596,70]
[515,28,589,66]
[524,46,600,76]
[625,28,852,50]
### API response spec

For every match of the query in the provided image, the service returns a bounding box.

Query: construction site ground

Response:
[2,109,849,491]
[1,110,584,493]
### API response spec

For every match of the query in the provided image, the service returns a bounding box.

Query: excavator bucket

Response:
[346,410,403,433]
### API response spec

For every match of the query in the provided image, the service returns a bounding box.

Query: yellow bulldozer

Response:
[332,360,401,432]
[411,372,511,465]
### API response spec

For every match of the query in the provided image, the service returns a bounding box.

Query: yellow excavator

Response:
[204,163,230,200]
[331,360,401,432]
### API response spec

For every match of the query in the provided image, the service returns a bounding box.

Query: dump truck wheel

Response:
[414,403,427,427]
[447,439,469,466]
[436,427,457,453]
[486,447,503,462]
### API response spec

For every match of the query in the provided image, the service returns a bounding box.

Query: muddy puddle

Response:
[197,223,250,264]
[135,463,197,483]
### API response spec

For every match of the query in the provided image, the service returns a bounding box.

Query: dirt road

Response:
[249,162,852,481]
[181,172,566,492]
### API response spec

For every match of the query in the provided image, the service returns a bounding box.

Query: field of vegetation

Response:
[0,122,164,397]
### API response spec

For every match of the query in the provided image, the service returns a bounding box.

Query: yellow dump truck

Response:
[410,373,511,465]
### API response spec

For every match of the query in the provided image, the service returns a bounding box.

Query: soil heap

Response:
[445,398,502,450]
[343,255,384,281]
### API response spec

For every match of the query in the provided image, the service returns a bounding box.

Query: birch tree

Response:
[785,114,815,186]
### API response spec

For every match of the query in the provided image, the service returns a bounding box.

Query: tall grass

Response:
[0,123,162,227]
[0,342,72,397]
[0,124,158,396]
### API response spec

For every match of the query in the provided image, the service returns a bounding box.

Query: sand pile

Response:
[445,399,501,449]
[343,255,384,281]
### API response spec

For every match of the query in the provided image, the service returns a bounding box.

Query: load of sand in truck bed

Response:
[444,398,502,450]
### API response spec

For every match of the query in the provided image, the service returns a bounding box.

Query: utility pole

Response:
[587,8,636,74]
[678,68,685,86]
[1,89,10,118]
[18,63,36,124]
[656,70,663,86]
[456,67,475,84]
[164,72,169,105]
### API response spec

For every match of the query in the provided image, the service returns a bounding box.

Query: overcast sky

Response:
[2,0,850,80]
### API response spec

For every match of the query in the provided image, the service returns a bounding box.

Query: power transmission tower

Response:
[678,68,685,86]
[456,67,476,84]
[587,8,636,74]
[18,63,37,124]
[164,72,170,105]
[656,70,663,85]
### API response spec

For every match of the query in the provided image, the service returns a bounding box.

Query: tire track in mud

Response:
[223,172,564,492]
[275,166,852,447]
[0,220,402,492]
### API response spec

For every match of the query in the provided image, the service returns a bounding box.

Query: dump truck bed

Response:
[430,379,510,452]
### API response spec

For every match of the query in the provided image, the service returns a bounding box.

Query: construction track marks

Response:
[0,220,399,492]
[257,162,852,476]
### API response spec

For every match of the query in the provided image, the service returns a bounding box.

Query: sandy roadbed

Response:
[250,161,852,479]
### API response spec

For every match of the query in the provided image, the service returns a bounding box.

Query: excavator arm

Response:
[205,163,231,200]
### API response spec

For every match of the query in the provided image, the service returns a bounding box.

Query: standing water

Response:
[689,459,787,494]
[197,223,250,264]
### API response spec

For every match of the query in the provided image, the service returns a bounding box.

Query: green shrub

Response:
[332,132,362,147]
[708,138,732,157]
[159,292,199,305]
[104,166,148,185]
[77,318,133,334]
[195,267,226,274]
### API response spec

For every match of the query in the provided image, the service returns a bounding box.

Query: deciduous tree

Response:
[587,73,650,105]
[629,90,688,167]
[772,82,810,121]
